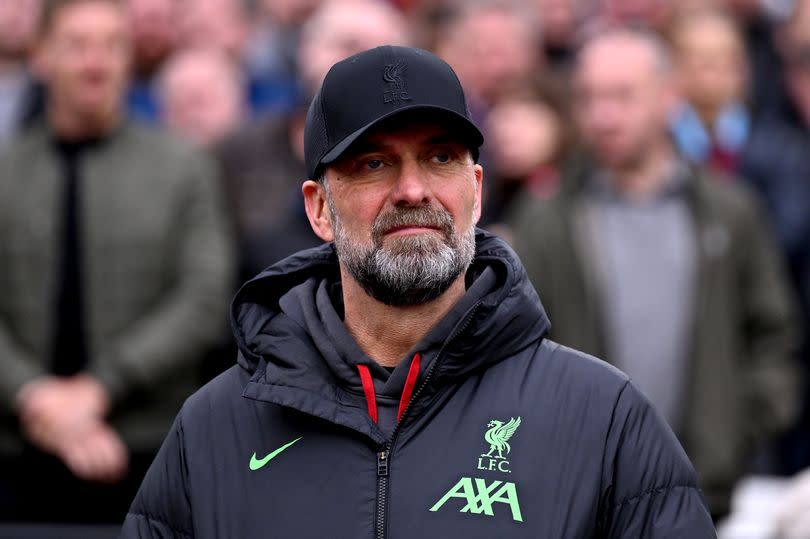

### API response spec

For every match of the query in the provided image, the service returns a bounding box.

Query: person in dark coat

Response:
[512,28,798,518]
[122,45,715,538]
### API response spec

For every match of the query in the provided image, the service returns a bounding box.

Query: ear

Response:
[472,164,484,225]
[302,180,335,242]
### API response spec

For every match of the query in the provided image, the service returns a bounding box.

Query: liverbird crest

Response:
[383,61,407,90]
[481,417,521,460]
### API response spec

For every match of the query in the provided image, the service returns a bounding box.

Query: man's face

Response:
[308,119,483,306]
[673,17,748,111]
[297,0,409,93]
[127,0,177,74]
[161,50,242,147]
[37,1,131,121]
[441,9,537,104]
[573,37,672,169]
[177,0,246,57]
[0,0,41,61]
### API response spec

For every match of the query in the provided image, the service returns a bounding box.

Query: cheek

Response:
[435,181,479,227]
[332,186,386,237]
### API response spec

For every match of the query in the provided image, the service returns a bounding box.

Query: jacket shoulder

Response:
[119,122,215,170]
[694,170,766,221]
[180,364,252,423]
[0,123,49,164]
[537,339,631,395]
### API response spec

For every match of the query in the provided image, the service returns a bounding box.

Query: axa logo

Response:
[478,416,521,473]
[429,417,524,523]
[382,61,412,104]
[429,477,523,522]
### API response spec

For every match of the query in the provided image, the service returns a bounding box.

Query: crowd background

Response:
[2,0,810,534]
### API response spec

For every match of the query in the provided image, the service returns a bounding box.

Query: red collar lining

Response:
[357,353,422,425]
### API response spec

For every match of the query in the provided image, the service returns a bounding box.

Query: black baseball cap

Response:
[304,45,484,179]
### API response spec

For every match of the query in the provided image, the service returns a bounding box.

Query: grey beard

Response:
[326,187,476,307]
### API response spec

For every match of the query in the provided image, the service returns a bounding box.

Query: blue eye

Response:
[366,159,383,170]
[433,153,450,163]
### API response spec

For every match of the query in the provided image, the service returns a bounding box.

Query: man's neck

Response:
[606,142,676,201]
[694,101,721,127]
[48,103,121,141]
[341,272,467,368]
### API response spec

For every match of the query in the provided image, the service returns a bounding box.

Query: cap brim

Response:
[319,104,484,168]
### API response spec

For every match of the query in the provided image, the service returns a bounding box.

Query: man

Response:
[158,46,245,148]
[123,45,714,537]
[434,0,542,111]
[669,8,810,277]
[176,0,294,117]
[511,29,798,518]
[125,0,179,122]
[0,0,43,145]
[0,0,234,522]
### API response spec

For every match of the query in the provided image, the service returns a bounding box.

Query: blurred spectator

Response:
[669,8,749,176]
[177,0,296,116]
[596,0,671,29]
[778,0,810,129]
[782,42,810,130]
[773,0,810,476]
[296,0,411,95]
[482,75,572,228]
[535,0,583,72]
[0,0,44,145]
[721,0,790,117]
[0,0,234,523]
[215,0,413,283]
[511,28,799,518]
[434,0,542,112]
[243,0,323,113]
[669,8,810,281]
[159,47,244,147]
[177,0,245,57]
[125,0,178,121]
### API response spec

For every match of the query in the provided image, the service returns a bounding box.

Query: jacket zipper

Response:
[373,303,481,539]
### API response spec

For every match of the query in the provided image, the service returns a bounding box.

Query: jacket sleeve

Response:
[0,150,46,409]
[735,191,800,444]
[88,153,235,403]
[601,381,716,538]
[121,413,194,538]
[0,324,47,410]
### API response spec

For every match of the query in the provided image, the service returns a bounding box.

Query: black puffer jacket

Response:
[121,231,715,538]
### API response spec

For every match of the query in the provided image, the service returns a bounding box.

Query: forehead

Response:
[49,0,126,35]
[675,17,744,54]
[576,37,659,84]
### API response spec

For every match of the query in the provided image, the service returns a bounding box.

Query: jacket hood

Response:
[230,229,550,441]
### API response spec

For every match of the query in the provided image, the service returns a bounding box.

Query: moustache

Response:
[371,205,455,244]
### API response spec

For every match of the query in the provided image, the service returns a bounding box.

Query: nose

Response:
[390,158,431,207]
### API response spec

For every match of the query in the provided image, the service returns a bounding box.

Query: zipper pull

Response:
[377,450,389,477]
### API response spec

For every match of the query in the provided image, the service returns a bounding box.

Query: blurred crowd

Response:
[1,0,810,532]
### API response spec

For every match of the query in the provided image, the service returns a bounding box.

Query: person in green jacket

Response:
[511,27,799,519]
[0,0,234,523]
